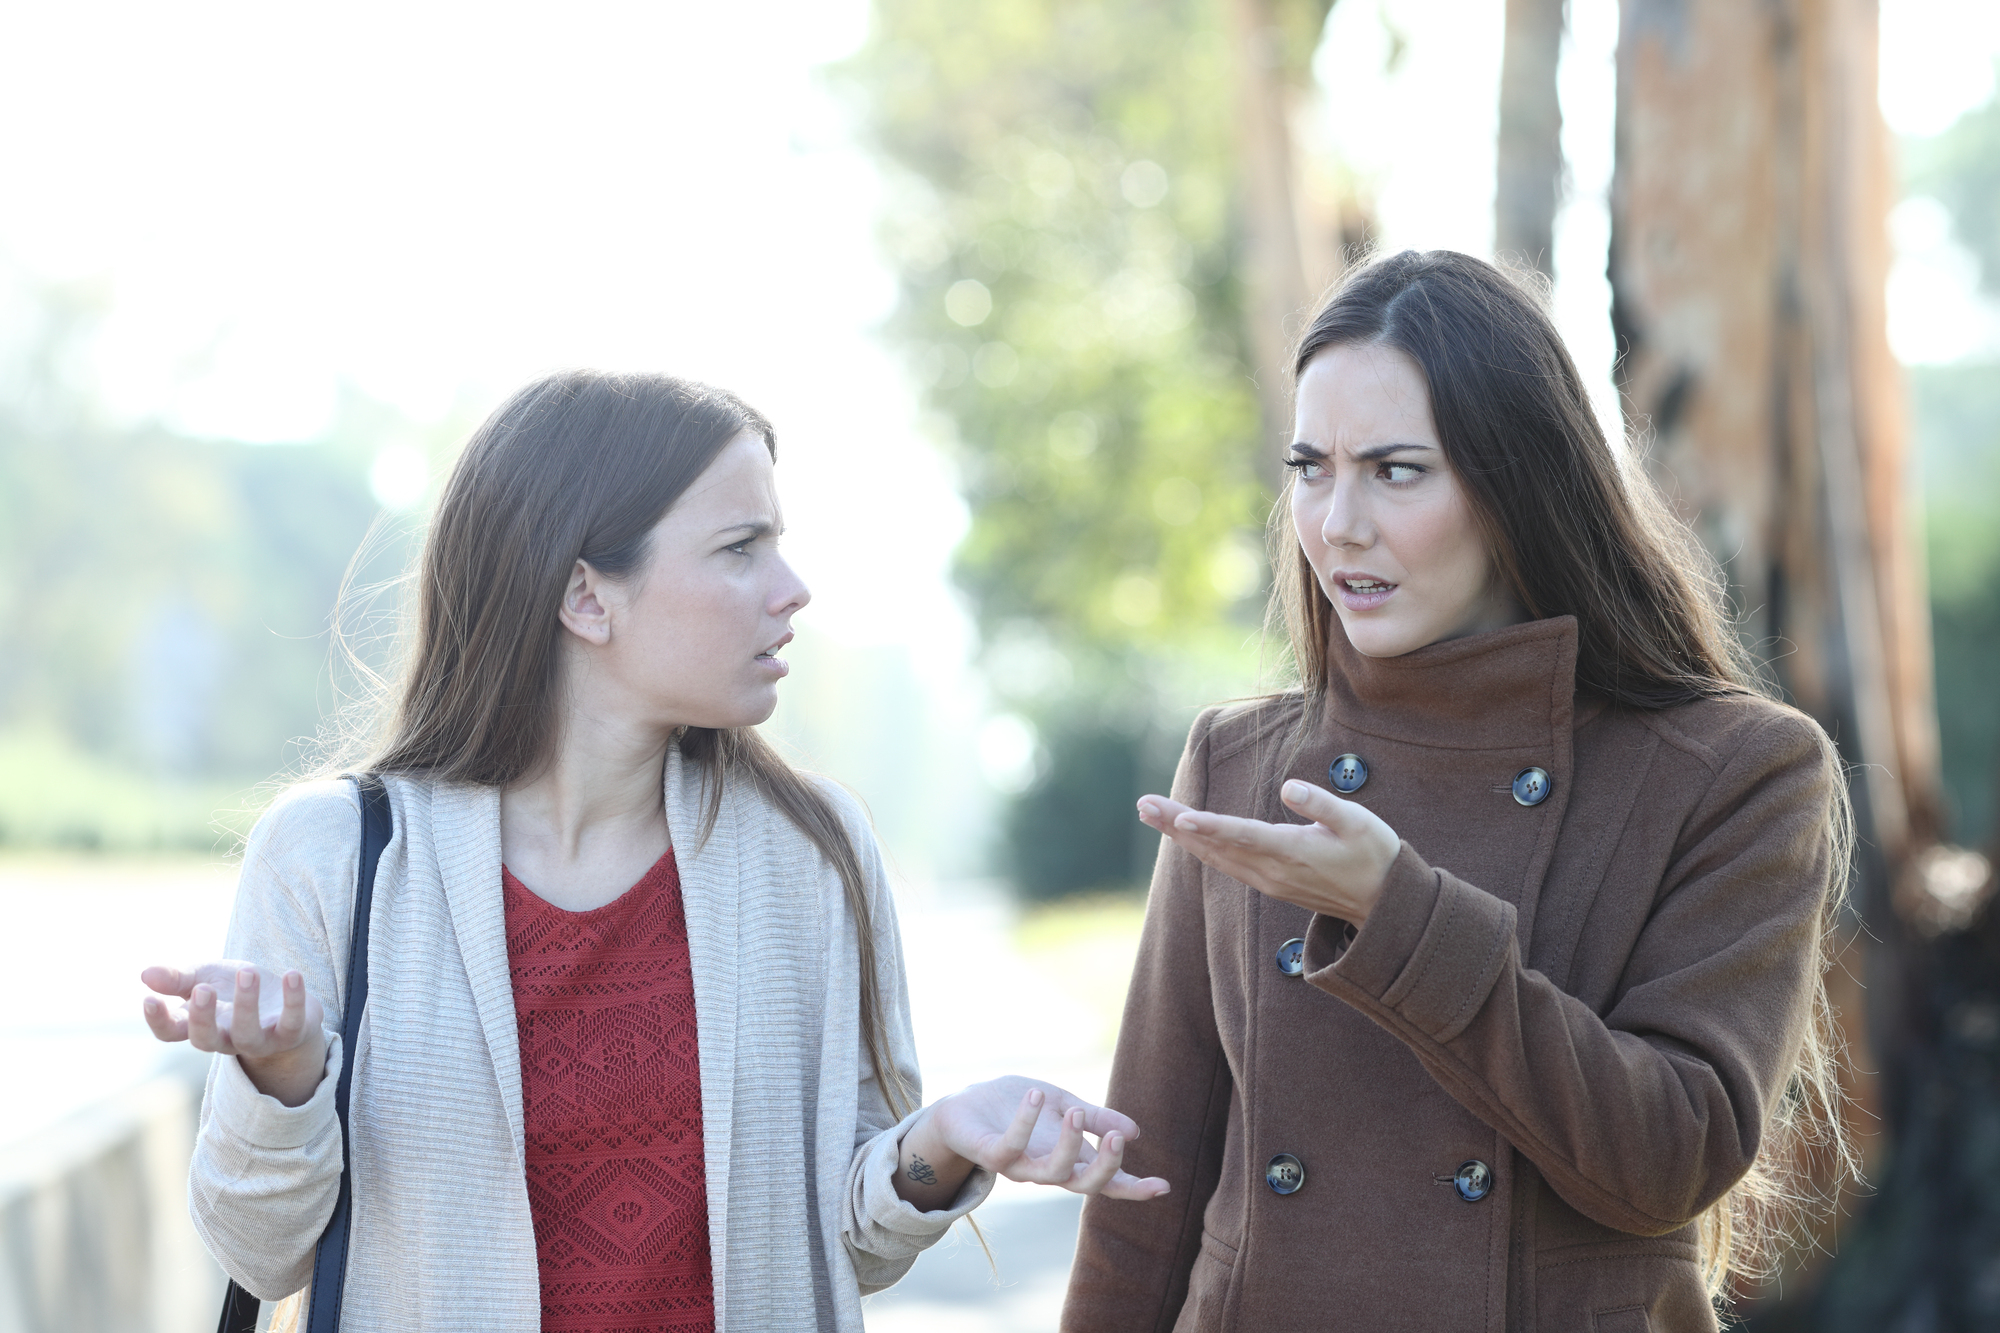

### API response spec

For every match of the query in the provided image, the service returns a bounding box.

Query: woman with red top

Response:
[140,372,1167,1333]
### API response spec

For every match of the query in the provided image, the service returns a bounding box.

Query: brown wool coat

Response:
[1062,617,1835,1333]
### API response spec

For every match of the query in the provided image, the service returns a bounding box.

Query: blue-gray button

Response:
[1275,938,1306,977]
[1511,767,1551,807]
[1267,1153,1305,1195]
[1328,753,1368,793]
[1454,1159,1493,1201]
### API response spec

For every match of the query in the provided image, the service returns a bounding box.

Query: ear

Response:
[557,560,614,646]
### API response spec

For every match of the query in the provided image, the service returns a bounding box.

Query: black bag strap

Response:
[217,774,392,1333]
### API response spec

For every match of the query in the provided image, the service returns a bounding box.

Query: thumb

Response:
[1280,779,1366,834]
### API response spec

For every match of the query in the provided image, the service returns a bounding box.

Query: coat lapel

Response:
[666,743,742,1333]
[428,781,525,1164]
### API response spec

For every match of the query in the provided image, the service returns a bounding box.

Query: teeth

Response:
[1345,579,1390,592]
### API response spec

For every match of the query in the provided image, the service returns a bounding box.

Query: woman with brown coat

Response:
[1061,251,1855,1333]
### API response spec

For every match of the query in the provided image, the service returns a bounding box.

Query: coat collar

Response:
[1325,614,1581,750]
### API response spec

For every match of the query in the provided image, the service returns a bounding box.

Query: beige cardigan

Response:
[188,745,992,1332]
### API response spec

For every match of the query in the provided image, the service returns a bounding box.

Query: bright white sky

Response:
[1,0,1994,653]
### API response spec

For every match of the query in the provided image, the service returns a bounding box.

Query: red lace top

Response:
[504,852,715,1333]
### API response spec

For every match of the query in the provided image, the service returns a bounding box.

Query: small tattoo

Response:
[905,1155,938,1186]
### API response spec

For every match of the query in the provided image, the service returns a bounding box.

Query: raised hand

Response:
[892,1075,1170,1211]
[141,962,329,1107]
[1137,778,1402,926]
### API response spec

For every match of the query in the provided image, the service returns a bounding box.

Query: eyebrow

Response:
[1287,441,1439,461]
[712,519,778,542]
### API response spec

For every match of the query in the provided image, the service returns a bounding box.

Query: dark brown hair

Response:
[370,369,911,1116]
[1277,248,1755,713]
[1274,249,1855,1296]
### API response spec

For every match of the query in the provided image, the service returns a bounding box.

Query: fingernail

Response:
[285,973,301,991]
[1283,780,1307,802]
[1029,1089,1043,1106]
[1108,1133,1123,1151]
[238,969,254,988]
[1137,800,1157,819]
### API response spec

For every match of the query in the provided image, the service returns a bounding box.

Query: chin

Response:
[1336,612,1432,659]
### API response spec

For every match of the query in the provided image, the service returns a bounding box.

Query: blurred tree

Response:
[1494,0,1566,276]
[1611,7,1998,1325]
[844,0,1340,896]
[1908,83,2000,294]
[0,289,410,849]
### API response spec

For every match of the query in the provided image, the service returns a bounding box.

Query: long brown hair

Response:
[1274,250,1857,1297]
[369,369,912,1118]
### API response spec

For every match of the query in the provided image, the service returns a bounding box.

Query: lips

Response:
[1330,569,1398,612]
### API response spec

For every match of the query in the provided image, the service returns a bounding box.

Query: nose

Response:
[771,553,811,617]
[1320,471,1373,551]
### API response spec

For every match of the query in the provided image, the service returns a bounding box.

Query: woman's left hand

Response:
[892,1075,1170,1211]
[1137,779,1402,926]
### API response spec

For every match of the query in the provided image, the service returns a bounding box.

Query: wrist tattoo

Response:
[905,1154,938,1187]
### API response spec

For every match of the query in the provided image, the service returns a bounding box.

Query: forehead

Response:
[1293,343,1436,444]
[656,431,779,531]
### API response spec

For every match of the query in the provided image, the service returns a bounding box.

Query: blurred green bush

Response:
[0,297,419,851]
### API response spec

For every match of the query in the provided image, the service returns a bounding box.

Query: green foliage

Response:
[1907,73,2000,292]
[844,0,1329,894]
[842,0,1275,663]
[1910,362,2000,850]
[0,298,421,849]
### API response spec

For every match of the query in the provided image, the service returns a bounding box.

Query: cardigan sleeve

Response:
[830,789,997,1293]
[1061,707,1235,1333]
[187,780,361,1299]
[1302,709,1837,1236]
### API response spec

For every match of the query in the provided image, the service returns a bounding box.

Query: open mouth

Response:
[1332,572,1398,609]
[755,631,794,671]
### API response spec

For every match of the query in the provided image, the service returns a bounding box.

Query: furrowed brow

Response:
[1350,442,1438,462]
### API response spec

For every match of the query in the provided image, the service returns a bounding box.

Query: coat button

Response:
[1275,938,1306,977]
[1266,1153,1306,1195]
[1511,767,1551,807]
[1328,753,1368,793]
[1453,1159,1493,1201]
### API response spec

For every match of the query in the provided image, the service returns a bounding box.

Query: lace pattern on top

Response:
[504,851,714,1333]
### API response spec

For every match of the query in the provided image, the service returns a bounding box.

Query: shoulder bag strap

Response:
[217,774,392,1333]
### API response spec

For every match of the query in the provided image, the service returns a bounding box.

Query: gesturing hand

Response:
[141,961,328,1107]
[892,1076,1170,1211]
[1138,779,1401,926]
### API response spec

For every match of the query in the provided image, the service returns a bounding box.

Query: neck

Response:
[498,666,679,910]
[508,710,674,857]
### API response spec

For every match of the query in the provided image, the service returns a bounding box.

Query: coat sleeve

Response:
[187,780,360,1299]
[1062,707,1235,1333]
[1303,710,1836,1236]
[831,791,996,1294]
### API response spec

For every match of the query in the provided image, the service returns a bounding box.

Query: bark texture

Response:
[1495,0,1567,276]
[1609,0,1983,1324]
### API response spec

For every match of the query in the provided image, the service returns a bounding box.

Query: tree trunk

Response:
[1610,0,1957,1320]
[1495,0,1567,276]
[1610,0,1937,879]
[1225,0,1337,496]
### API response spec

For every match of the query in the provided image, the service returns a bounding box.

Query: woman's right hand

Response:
[141,962,329,1108]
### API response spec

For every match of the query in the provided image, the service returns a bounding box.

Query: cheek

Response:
[1290,486,1325,554]
[1392,494,1489,592]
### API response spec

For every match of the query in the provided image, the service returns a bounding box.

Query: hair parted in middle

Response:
[1270,248,1858,1299]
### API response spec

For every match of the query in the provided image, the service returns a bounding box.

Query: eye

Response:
[1283,455,1328,480]
[1380,461,1426,483]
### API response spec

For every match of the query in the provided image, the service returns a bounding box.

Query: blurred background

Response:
[1,0,1996,1329]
